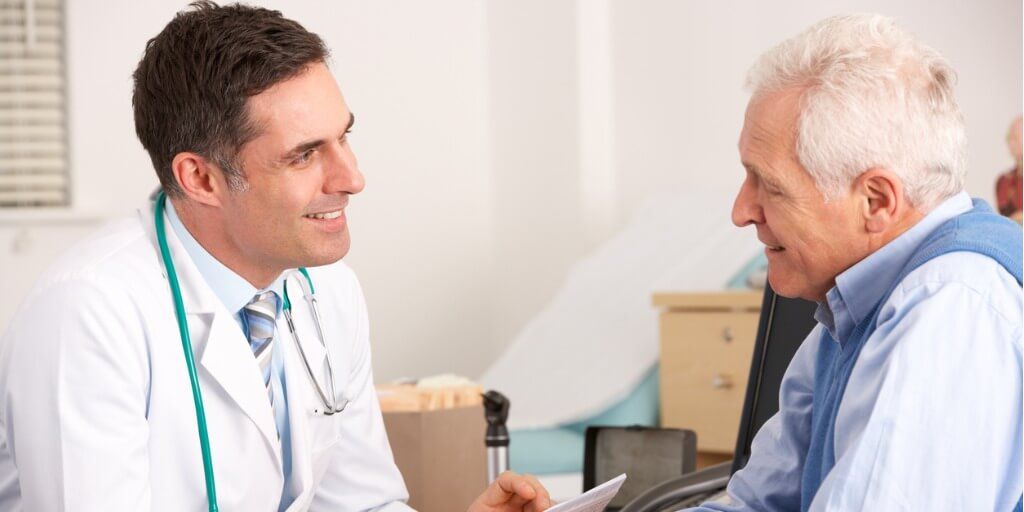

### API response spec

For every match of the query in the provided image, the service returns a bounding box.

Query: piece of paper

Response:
[545,474,627,512]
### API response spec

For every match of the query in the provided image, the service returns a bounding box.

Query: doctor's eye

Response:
[294,149,317,166]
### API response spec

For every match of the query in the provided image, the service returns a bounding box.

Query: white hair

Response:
[745,14,967,210]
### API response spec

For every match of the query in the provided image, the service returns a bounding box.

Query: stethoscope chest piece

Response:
[311,398,349,416]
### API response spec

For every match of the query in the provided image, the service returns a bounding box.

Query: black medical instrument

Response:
[483,390,511,483]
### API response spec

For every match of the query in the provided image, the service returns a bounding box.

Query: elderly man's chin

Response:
[766,267,809,300]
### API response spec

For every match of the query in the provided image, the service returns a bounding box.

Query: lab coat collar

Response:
[140,198,220,316]
[138,199,285,470]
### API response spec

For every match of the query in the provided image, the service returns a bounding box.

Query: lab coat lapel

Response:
[281,324,314,508]
[200,311,283,465]
[139,200,284,466]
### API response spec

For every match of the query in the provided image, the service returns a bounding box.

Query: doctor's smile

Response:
[302,203,349,232]
[304,209,345,220]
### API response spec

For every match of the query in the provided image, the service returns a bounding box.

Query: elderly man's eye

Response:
[761,179,784,196]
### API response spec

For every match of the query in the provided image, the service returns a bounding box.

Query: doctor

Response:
[0,2,551,511]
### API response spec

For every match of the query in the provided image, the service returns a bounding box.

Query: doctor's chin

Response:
[0,1,1020,511]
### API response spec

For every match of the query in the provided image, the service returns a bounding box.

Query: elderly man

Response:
[692,14,1022,511]
[0,3,549,511]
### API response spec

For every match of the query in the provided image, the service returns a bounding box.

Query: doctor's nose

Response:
[324,145,365,196]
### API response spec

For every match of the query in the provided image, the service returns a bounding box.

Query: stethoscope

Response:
[153,191,346,512]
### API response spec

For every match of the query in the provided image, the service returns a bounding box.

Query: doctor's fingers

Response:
[520,473,551,510]
[486,471,551,510]
[502,472,552,511]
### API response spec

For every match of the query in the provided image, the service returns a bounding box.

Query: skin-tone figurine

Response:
[995,116,1023,222]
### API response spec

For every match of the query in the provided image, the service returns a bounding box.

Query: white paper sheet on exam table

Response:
[546,473,627,512]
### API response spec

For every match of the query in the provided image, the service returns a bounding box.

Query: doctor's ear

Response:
[854,168,903,234]
[171,152,229,208]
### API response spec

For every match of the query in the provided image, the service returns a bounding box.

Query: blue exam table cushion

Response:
[510,366,660,475]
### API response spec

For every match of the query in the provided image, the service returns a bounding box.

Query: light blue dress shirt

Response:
[165,201,296,510]
[692,192,1023,511]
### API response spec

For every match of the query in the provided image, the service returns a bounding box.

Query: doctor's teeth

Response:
[306,211,342,220]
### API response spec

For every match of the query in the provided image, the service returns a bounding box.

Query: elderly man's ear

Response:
[856,168,907,234]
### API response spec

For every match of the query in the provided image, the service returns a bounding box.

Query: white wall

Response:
[611,0,1023,220]
[1,0,1019,382]
[484,0,594,355]
[281,1,495,381]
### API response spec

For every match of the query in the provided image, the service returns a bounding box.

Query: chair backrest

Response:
[730,284,818,473]
[582,425,697,511]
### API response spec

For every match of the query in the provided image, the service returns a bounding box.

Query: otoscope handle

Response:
[482,390,511,482]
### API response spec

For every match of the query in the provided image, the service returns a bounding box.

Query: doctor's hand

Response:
[467,471,552,512]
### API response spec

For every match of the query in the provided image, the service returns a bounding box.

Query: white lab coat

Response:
[0,203,412,511]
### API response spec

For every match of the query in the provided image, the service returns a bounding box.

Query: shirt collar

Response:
[165,200,285,316]
[817,191,973,344]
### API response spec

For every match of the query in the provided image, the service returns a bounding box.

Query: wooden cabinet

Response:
[655,292,761,466]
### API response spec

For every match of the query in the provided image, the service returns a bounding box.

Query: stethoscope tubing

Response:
[154,192,220,512]
[283,275,344,416]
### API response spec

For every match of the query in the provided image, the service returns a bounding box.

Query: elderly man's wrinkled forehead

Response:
[739,88,803,158]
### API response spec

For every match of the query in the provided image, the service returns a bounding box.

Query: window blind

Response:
[0,0,67,208]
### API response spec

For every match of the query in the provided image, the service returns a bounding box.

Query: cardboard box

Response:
[382,404,488,512]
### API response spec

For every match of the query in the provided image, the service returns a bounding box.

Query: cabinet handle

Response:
[711,373,733,389]
[721,326,734,343]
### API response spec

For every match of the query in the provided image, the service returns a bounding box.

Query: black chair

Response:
[582,425,697,511]
[620,284,818,512]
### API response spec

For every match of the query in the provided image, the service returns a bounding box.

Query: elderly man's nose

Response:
[732,179,762,227]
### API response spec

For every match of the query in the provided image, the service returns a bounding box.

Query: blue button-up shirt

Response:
[165,201,296,510]
[692,192,1023,510]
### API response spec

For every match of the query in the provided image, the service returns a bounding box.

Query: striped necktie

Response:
[242,291,279,419]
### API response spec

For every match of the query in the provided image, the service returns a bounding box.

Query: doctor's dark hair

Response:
[132,1,329,197]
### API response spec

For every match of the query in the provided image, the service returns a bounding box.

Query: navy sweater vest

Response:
[799,199,1023,511]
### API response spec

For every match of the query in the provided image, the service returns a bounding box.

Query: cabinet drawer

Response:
[659,310,758,452]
